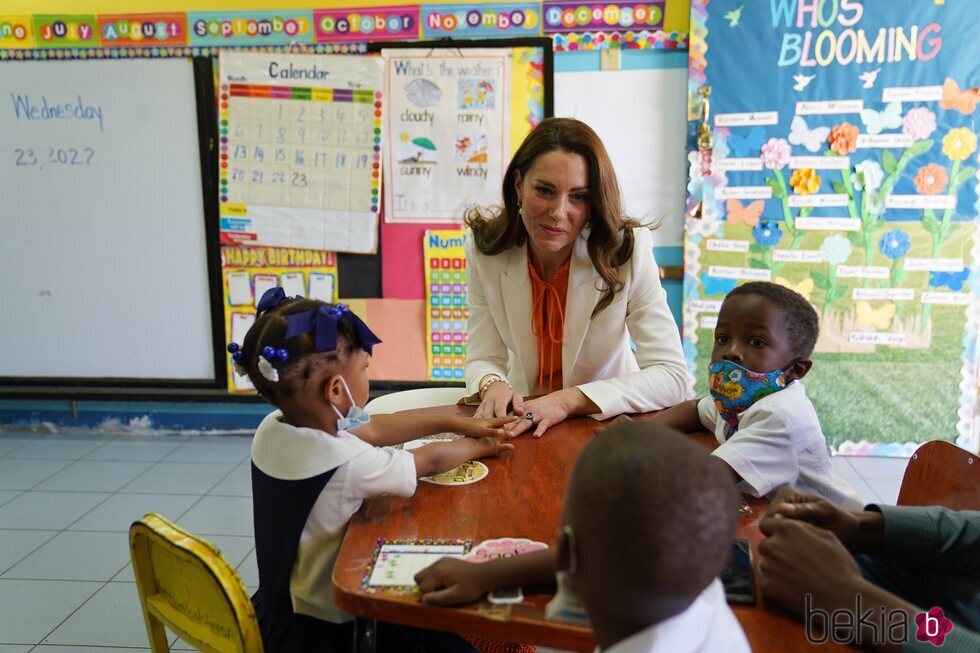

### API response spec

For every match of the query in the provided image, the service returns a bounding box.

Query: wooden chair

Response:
[129,513,263,653]
[896,441,980,510]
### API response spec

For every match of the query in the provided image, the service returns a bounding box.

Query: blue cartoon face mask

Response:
[331,376,371,432]
[708,359,790,429]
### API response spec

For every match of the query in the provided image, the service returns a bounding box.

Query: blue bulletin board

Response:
[684,0,979,453]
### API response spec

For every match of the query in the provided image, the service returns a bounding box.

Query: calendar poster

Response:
[383,48,510,223]
[684,0,979,453]
[424,230,468,381]
[219,51,383,253]
[221,245,338,392]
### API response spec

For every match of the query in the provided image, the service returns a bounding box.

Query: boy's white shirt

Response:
[251,411,417,623]
[598,579,750,653]
[698,381,862,510]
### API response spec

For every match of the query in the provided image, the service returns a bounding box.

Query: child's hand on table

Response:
[415,558,493,606]
[454,415,520,439]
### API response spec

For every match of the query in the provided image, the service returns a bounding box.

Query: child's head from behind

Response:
[713,281,819,380]
[233,289,380,428]
[559,420,738,639]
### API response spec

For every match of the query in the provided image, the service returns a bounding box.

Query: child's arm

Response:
[411,436,514,478]
[415,548,557,606]
[649,399,704,433]
[352,414,517,447]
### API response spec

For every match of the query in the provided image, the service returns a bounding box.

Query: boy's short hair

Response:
[726,281,820,358]
[242,298,362,404]
[566,421,738,621]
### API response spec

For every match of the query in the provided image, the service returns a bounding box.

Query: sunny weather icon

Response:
[399,133,438,164]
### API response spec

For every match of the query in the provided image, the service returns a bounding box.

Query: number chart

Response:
[219,51,384,254]
[423,230,468,381]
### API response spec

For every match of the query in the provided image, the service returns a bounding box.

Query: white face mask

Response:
[330,376,371,431]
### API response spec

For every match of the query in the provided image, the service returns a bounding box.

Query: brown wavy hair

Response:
[465,117,643,316]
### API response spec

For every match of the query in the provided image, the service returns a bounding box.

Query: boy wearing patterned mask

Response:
[232,287,515,652]
[654,282,860,509]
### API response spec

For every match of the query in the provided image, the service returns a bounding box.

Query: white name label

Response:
[852,288,915,301]
[715,111,779,127]
[796,99,863,115]
[714,157,764,172]
[858,133,914,148]
[849,332,908,346]
[837,266,890,279]
[707,266,773,281]
[700,315,719,329]
[773,249,824,263]
[904,258,964,272]
[795,217,862,231]
[707,239,750,253]
[882,86,944,102]
[885,194,957,210]
[690,300,724,314]
[788,194,850,207]
[921,292,970,305]
[789,156,850,170]
[716,186,773,200]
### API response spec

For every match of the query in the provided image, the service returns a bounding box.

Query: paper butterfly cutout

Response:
[940,78,980,115]
[789,116,830,153]
[701,271,738,297]
[774,276,814,302]
[728,126,767,157]
[930,268,970,291]
[726,199,764,226]
[860,101,903,135]
[855,301,896,330]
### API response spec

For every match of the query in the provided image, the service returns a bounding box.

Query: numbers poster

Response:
[383,48,510,223]
[219,51,383,253]
[424,230,468,381]
[221,245,338,392]
[684,0,979,452]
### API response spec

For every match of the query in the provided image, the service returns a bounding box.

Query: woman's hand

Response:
[473,380,523,419]
[453,415,519,439]
[506,392,574,438]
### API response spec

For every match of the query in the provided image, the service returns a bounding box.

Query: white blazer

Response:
[464,226,693,420]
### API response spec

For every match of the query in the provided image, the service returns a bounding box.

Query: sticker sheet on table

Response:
[218,51,383,253]
[424,230,469,381]
[221,245,338,392]
[684,0,979,453]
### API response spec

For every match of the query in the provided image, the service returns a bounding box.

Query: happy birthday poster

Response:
[684,0,979,453]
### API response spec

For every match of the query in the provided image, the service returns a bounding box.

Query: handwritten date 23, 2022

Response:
[14,147,95,167]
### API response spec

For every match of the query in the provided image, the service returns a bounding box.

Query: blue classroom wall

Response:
[0,49,688,429]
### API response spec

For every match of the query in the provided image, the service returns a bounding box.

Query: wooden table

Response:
[334,405,858,651]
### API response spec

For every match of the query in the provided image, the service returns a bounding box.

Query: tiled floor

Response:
[0,429,906,651]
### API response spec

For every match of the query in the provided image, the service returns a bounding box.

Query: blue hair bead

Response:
[226,342,240,353]
[232,351,244,363]
[262,345,276,359]
[277,348,290,362]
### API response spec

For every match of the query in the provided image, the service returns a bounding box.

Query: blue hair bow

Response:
[283,304,382,355]
[256,287,287,315]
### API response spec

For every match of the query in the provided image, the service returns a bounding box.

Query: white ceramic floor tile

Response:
[866,478,902,505]
[237,549,259,587]
[0,579,102,645]
[0,437,36,457]
[207,463,252,496]
[3,531,131,582]
[0,490,21,508]
[162,440,252,464]
[4,439,107,460]
[33,647,150,652]
[120,462,235,495]
[0,645,33,652]
[68,493,199,533]
[83,439,184,462]
[845,455,910,481]
[34,461,154,493]
[42,582,149,648]
[0,492,109,530]
[0,530,58,575]
[0,459,73,491]
[177,496,253,537]
[843,476,880,507]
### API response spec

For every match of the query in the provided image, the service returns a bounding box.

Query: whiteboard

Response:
[555,67,688,247]
[0,59,215,380]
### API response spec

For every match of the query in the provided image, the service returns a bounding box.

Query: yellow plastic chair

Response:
[129,513,263,653]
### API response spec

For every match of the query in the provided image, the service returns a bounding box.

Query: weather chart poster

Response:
[383,48,510,223]
[684,0,979,452]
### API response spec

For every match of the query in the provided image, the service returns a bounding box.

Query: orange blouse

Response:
[528,257,570,394]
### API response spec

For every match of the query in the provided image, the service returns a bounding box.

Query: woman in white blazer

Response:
[463,118,692,438]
